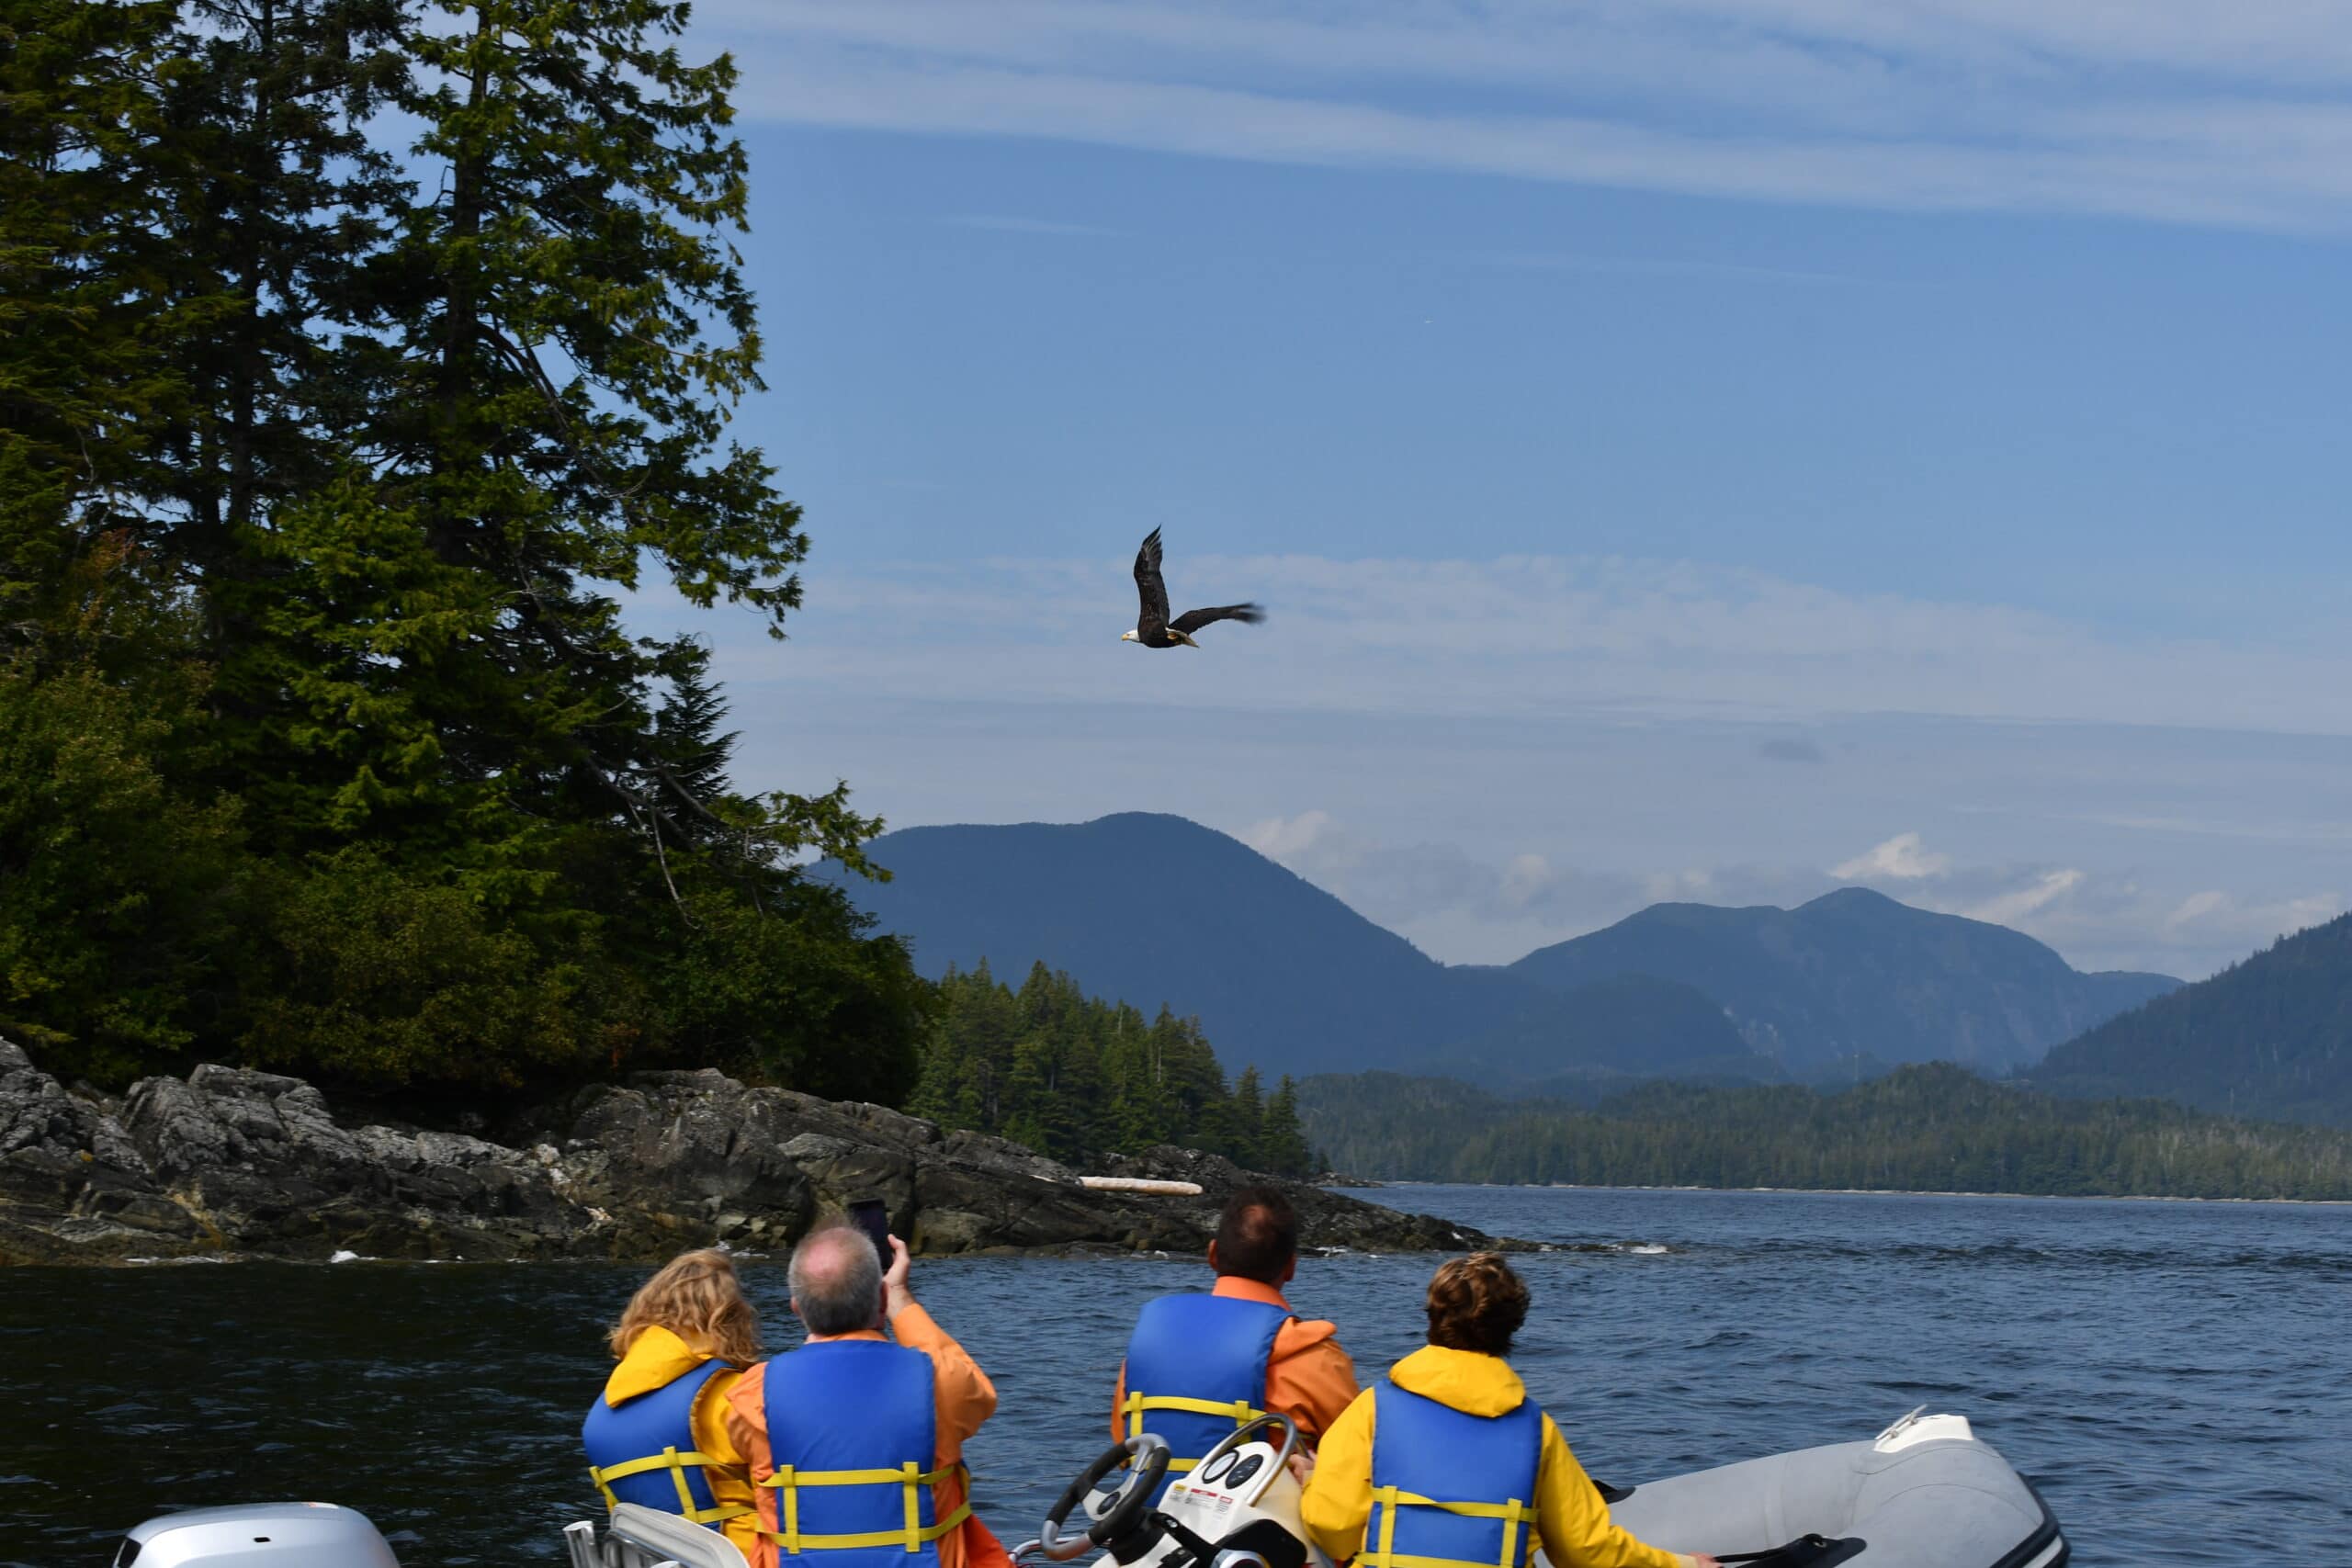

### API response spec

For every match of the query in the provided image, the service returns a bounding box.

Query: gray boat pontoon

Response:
[115,1406,2064,1568]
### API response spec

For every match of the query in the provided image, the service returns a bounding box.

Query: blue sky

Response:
[629,1,2352,979]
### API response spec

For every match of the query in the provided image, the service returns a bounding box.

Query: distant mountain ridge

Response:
[830,813,1546,1079]
[1293,1065,2352,1199]
[1510,886,2180,1073]
[2033,913,2352,1128]
[834,812,2174,1087]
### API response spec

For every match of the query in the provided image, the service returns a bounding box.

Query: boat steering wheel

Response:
[1187,1412,1304,1503]
[1036,1433,1171,1561]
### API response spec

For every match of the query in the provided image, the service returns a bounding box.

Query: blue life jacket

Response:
[1362,1381,1544,1568]
[582,1359,750,1529]
[1121,1292,1290,1498]
[757,1339,969,1568]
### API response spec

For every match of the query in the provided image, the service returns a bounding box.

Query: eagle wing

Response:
[1170,603,1266,634]
[1134,527,1171,641]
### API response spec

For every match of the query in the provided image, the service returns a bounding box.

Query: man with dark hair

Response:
[1111,1185,1359,1498]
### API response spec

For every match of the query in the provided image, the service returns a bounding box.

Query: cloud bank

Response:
[725,550,2352,735]
[634,547,2352,981]
[704,0,2352,229]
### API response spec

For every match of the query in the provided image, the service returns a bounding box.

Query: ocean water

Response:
[2,1186,2346,1564]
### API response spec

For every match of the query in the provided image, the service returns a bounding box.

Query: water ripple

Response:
[0,1186,2344,1565]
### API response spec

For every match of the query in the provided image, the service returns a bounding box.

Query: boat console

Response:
[1023,1416,1330,1568]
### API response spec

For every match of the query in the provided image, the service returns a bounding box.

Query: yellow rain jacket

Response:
[603,1325,762,1564]
[1299,1346,1697,1568]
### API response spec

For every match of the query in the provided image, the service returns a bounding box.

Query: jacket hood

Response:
[1283,1318,1340,1351]
[605,1324,715,1406]
[1387,1344,1526,1417]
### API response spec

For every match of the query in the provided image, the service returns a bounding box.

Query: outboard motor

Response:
[114,1503,401,1567]
[1025,1416,1330,1568]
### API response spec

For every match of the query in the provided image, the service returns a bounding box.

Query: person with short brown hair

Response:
[1298,1253,1719,1568]
[582,1248,764,1562]
[1110,1186,1360,1496]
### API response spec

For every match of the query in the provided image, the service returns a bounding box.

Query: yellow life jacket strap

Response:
[587,1447,755,1525]
[1120,1392,1268,1471]
[1361,1484,1539,1568]
[757,1461,973,1553]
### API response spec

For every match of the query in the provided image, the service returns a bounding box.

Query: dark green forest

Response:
[910,963,1315,1176]
[0,0,928,1100]
[2033,914,2352,1128]
[1300,1066,2352,1200]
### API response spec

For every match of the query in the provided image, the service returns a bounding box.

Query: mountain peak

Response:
[839,812,2179,1086]
[2034,910,2352,1127]
[1799,885,1904,912]
[1511,886,2177,1072]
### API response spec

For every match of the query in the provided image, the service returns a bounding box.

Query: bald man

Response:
[727,1225,1008,1568]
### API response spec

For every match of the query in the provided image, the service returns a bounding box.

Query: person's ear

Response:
[1206,1239,1221,1272]
[1280,1252,1297,1286]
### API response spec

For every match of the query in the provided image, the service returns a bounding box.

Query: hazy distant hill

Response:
[1509,887,2179,1073]
[837,813,1533,1078]
[838,814,2172,1084]
[2034,913,2352,1127]
[1421,974,1781,1093]
[1295,1064,2352,1200]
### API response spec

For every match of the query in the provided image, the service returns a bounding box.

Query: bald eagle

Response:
[1123,527,1265,649]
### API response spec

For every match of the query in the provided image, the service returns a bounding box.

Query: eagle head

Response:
[1120,629,1138,643]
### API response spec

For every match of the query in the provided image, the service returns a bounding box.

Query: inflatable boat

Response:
[1602,1408,2067,1568]
[116,1407,2064,1568]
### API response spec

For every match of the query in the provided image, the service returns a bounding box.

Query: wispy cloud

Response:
[627,549,2352,978]
[1834,831,1952,881]
[1962,867,2086,926]
[1238,810,2343,977]
[700,1,2352,229]
[1459,251,1886,288]
[707,550,2352,736]
[938,213,1125,237]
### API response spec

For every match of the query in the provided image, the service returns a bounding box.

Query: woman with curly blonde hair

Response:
[1297,1253,1719,1568]
[582,1248,766,1560]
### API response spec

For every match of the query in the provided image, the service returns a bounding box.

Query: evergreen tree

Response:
[0,0,205,645]
[920,965,1288,1168]
[1259,1076,1314,1178]
[1228,1066,1266,1168]
[0,0,926,1096]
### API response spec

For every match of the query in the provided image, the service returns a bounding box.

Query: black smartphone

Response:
[846,1197,890,1256]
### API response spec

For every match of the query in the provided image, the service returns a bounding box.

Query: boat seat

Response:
[573,1504,753,1568]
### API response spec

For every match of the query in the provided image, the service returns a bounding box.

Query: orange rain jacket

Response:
[600,1325,763,1564]
[1110,1275,1363,1446]
[726,1303,1008,1568]
[1299,1345,1700,1568]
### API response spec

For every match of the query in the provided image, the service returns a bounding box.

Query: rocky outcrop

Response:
[0,1042,1507,1263]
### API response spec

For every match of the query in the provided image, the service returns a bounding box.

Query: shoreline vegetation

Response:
[4,0,931,1110]
[1296,1066,2352,1202]
[1360,1179,2352,1207]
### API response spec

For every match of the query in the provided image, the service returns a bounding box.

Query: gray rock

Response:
[0,1039,1510,1264]
[0,1040,196,1260]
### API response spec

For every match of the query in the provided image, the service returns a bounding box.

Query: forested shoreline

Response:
[5,3,2336,1200]
[1299,1066,2352,1201]
[910,964,1315,1176]
[3,0,932,1102]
